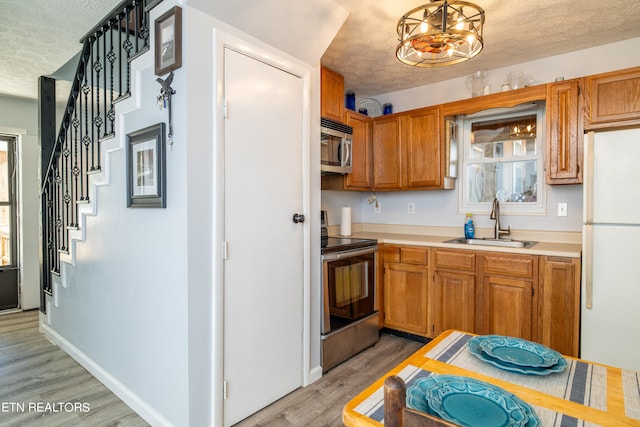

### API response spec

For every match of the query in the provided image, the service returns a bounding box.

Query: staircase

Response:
[39,0,158,312]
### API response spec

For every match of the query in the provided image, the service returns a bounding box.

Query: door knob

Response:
[292,213,305,224]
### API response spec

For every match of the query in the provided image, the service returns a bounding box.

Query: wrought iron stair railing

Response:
[40,0,157,306]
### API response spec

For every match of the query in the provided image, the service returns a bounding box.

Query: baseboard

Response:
[309,365,323,384]
[39,321,173,427]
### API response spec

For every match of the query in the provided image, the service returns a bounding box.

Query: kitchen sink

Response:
[444,237,537,248]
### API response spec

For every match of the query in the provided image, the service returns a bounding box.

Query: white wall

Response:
[0,95,49,311]
[42,0,334,425]
[43,2,192,425]
[322,38,640,234]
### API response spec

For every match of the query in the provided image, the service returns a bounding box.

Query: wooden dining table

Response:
[342,330,640,426]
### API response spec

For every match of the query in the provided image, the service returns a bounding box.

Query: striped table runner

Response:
[354,364,602,426]
[424,331,608,411]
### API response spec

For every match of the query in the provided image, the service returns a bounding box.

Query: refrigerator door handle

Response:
[584,224,593,309]
[584,132,595,225]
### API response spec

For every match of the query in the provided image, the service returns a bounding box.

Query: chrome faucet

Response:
[490,198,511,239]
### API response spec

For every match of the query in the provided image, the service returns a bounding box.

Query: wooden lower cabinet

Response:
[382,245,430,336]
[481,275,534,340]
[433,248,477,336]
[433,270,476,336]
[383,262,429,335]
[381,245,579,351]
[538,256,581,357]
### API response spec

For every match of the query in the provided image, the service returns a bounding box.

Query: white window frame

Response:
[458,104,546,215]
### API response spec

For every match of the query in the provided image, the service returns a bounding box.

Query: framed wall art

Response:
[126,123,166,208]
[154,6,182,76]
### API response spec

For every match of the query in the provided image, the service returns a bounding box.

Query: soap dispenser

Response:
[464,213,475,239]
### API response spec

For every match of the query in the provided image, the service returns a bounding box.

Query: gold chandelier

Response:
[396,0,485,67]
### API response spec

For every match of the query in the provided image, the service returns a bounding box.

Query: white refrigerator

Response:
[582,128,640,372]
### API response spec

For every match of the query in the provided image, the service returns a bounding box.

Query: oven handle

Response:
[321,245,377,261]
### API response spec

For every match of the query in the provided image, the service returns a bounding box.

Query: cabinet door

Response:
[546,79,583,184]
[344,110,372,190]
[320,66,344,122]
[372,115,403,190]
[383,262,429,335]
[433,270,476,336]
[404,106,442,188]
[481,276,533,340]
[585,66,640,129]
[538,256,580,357]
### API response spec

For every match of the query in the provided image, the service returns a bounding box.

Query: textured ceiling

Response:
[2,0,640,102]
[325,0,640,96]
[0,0,123,101]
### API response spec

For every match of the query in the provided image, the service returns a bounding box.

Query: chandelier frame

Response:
[396,0,485,67]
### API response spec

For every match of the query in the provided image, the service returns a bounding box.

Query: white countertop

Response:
[329,224,582,258]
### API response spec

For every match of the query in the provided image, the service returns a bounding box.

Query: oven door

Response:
[322,246,376,334]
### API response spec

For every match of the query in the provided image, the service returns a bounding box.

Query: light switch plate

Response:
[557,202,568,217]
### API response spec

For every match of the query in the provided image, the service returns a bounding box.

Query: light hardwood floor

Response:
[0,310,148,427]
[0,310,423,427]
[234,332,424,427]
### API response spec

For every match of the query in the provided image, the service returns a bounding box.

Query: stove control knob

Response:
[292,213,305,224]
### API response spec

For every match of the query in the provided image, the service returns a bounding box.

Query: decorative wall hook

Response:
[156,71,176,144]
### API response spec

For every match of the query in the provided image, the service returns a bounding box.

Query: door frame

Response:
[211,29,312,425]
[0,133,19,311]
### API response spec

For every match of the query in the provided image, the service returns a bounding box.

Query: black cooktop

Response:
[321,237,377,254]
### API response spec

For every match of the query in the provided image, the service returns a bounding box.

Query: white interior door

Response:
[223,48,304,426]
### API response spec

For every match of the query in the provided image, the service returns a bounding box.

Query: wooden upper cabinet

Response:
[371,106,446,191]
[403,106,442,189]
[546,78,583,184]
[344,110,372,190]
[320,66,344,122]
[372,114,403,190]
[585,66,640,129]
[538,256,581,357]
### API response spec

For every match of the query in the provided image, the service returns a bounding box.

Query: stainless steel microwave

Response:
[321,117,353,174]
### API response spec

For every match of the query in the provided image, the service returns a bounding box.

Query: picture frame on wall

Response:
[127,123,166,208]
[154,6,182,76]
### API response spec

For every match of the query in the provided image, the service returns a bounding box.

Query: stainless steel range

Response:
[321,211,379,372]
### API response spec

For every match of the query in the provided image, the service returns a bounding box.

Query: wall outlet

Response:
[557,202,568,217]
[375,202,381,213]
[408,202,416,214]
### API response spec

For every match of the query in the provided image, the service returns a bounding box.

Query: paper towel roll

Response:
[340,207,352,236]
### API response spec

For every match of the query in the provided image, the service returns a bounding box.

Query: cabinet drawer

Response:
[400,246,428,265]
[384,245,428,265]
[482,253,535,279]
[434,249,476,272]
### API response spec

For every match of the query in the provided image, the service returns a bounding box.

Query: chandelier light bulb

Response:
[420,20,428,33]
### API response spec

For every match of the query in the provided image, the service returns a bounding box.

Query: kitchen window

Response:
[459,105,546,214]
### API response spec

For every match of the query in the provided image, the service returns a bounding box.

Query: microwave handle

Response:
[341,138,351,167]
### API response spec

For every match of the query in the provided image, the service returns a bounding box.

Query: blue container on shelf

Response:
[358,108,368,116]
[383,103,393,115]
[345,91,356,111]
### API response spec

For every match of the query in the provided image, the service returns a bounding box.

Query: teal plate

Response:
[407,375,539,427]
[468,336,568,375]
[479,336,563,368]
